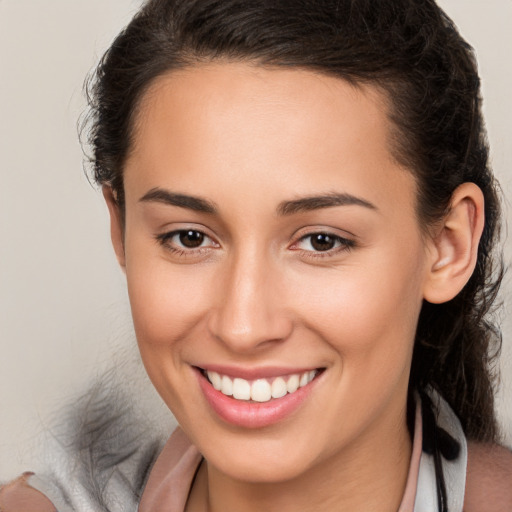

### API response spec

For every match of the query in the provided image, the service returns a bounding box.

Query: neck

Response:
[188,408,412,512]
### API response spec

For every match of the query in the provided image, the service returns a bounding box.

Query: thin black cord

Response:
[420,390,449,512]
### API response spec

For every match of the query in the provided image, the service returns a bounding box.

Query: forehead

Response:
[125,62,416,217]
[132,62,392,157]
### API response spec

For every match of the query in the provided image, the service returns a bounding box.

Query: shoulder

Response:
[464,441,512,512]
[0,473,56,512]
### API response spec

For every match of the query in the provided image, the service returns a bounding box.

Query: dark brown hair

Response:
[85,0,503,442]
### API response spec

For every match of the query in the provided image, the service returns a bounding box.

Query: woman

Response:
[1,0,511,510]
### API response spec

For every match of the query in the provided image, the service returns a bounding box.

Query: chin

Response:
[212,452,314,484]
[195,427,322,483]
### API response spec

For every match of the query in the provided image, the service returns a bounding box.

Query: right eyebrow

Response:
[139,187,218,214]
[277,192,377,216]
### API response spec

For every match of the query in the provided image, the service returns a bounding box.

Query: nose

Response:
[207,248,293,353]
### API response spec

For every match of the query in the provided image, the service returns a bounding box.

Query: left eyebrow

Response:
[277,193,377,216]
[139,187,218,214]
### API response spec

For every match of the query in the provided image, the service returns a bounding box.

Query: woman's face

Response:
[117,63,432,482]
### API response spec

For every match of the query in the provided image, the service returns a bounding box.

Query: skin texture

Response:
[104,63,485,512]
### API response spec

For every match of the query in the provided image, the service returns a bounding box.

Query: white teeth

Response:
[286,374,300,393]
[233,378,251,400]
[207,371,222,390]
[221,375,233,396]
[251,379,272,402]
[206,369,319,402]
[271,377,287,399]
[299,372,310,387]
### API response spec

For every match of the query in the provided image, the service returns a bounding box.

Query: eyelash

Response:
[293,232,355,258]
[156,230,217,257]
[155,229,356,258]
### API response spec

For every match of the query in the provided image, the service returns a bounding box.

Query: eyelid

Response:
[289,228,357,256]
[291,225,357,244]
[154,225,356,258]
[160,230,215,246]
[155,226,220,253]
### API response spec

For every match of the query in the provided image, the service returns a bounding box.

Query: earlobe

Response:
[423,183,485,304]
[102,186,126,270]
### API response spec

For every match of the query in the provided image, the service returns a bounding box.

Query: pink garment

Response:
[138,401,423,512]
[138,428,202,512]
[398,397,423,512]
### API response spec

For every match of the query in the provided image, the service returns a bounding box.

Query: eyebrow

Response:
[277,193,377,215]
[139,188,376,216]
[139,188,218,214]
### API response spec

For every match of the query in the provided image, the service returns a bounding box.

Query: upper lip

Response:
[195,364,323,380]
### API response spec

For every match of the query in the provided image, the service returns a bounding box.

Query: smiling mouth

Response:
[200,368,323,403]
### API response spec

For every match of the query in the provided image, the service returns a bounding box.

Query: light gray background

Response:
[0,0,510,480]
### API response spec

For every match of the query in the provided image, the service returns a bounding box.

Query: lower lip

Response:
[196,369,319,429]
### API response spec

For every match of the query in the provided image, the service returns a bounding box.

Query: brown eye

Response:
[293,232,355,255]
[156,229,216,253]
[179,230,205,248]
[310,233,337,251]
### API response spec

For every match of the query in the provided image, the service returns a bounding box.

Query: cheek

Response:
[123,232,214,359]
[293,242,426,373]
[124,252,217,415]
[127,266,210,347]
[288,245,426,446]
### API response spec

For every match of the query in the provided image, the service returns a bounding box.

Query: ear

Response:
[103,186,126,270]
[423,183,485,304]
